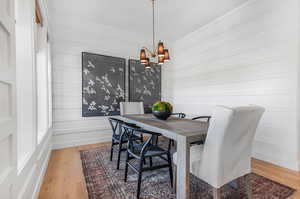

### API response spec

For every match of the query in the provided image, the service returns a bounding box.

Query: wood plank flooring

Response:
[38,143,300,199]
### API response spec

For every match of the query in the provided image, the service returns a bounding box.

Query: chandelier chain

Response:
[152,0,155,54]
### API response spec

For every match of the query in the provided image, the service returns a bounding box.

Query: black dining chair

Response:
[123,124,173,199]
[108,117,143,170]
[190,116,211,145]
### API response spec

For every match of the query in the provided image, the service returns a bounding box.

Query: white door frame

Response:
[0,0,17,198]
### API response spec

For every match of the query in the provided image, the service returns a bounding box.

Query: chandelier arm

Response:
[142,46,156,57]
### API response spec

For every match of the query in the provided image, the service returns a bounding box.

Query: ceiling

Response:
[48,0,249,42]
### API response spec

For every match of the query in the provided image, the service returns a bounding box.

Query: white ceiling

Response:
[48,0,249,42]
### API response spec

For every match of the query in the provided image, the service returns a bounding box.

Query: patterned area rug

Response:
[80,144,295,199]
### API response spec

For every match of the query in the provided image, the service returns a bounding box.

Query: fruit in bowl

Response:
[152,101,173,120]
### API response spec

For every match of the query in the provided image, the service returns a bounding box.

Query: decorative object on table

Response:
[138,0,171,68]
[80,142,295,199]
[152,101,173,120]
[82,52,125,117]
[129,59,161,113]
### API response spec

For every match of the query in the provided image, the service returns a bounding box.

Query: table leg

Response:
[176,136,190,199]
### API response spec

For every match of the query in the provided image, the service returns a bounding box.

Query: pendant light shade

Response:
[145,58,151,68]
[158,56,164,65]
[164,49,170,61]
[157,41,165,57]
[140,49,147,64]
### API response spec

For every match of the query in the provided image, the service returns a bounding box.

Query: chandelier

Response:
[139,0,170,68]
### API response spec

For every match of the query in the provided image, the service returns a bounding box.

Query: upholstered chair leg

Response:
[212,187,221,199]
[229,180,238,189]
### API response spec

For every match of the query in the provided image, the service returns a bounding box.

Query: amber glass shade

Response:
[157,41,165,57]
[164,49,170,61]
[158,56,164,65]
[145,58,150,65]
[140,49,147,64]
[145,58,151,68]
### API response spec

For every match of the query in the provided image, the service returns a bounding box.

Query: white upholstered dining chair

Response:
[173,105,265,199]
[120,102,144,115]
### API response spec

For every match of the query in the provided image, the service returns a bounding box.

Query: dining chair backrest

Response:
[120,102,144,115]
[123,124,160,156]
[108,117,124,137]
[197,105,265,188]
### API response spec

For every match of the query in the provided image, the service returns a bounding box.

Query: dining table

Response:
[114,114,209,199]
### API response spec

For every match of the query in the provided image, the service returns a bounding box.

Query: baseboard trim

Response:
[52,128,112,150]
[53,127,111,136]
[16,165,37,199]
[52,136,111,150]
[32,146,52,199]
[253,151,299,171]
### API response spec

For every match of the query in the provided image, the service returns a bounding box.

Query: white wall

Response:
[163,0,300,170]
[51,21,146,149]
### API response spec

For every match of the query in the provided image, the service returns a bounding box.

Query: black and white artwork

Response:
[82,52,125,117]
[129,59,161,113]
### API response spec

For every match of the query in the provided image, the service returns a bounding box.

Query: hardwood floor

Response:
[38,143,300,199]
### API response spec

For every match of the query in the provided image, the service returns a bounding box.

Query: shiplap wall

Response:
[51,22,147,149]
[163,0,300,170]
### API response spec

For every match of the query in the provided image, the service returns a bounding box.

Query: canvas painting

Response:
[82,52,125,117]
[129,59,161,113]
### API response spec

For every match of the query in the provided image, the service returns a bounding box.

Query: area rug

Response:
[80,144,295,199]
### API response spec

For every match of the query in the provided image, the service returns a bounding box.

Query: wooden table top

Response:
[115,114,208,141]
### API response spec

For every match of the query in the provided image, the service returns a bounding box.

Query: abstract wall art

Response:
[82,52,125,117]
[128,59,161,113]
